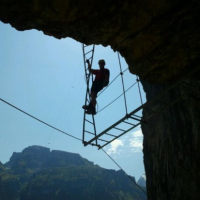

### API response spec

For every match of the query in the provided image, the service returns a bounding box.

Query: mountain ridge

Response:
[5,145,95,174]
[1,145,146,200]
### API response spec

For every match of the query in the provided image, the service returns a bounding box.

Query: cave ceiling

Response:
[0,0,199,83]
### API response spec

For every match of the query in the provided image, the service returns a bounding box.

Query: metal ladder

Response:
[82,44,98,147]
[83,66,200,149]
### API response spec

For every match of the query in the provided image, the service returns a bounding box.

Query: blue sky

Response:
[0,21,146,180]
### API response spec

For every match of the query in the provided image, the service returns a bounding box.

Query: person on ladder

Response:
[83,59,110,115]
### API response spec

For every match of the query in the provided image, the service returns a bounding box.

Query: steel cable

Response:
[0,98,82,142]
[97,81,138,113]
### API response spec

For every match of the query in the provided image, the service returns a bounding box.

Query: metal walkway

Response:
[82,44,200,149]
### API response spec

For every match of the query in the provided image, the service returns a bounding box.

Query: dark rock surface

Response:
[0,1,200,199]
[141,78,200,200]
[0,0,200,83]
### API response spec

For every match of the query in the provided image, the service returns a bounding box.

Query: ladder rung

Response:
[113,127,125,132]
[123,121,135,126]
[85,130,95,135]
[85,50,93,55]
[85,119,94,125]
[129,116,142,122]
[104,132,117,138]
[132,114,142,119]
[156,99,168,105]
[130,116,147,124]
[98,138,109,143]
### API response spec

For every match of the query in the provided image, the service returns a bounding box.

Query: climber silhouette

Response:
[82,59,110,115]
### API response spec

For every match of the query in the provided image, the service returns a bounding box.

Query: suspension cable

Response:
[102,148,147,195]
[97,81,138,113]
[0,98,82,142]
[0,97,147,196]
[118,52,128,115]
[98,68,129,97]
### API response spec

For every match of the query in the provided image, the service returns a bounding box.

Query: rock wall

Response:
[0,0,200,199]
[141,77,200,200]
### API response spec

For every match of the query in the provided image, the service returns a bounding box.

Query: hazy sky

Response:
[0,21,146,180]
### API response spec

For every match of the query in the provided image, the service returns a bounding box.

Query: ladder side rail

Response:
[82,44,93,142]
[92,114,98,145]
[82,44,97,145]
[89,45,97,145]
[82,44,88,142]
[91,45,95,82]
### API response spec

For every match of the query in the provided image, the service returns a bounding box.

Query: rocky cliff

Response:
[141,79,200,200]
[0,1,200,199]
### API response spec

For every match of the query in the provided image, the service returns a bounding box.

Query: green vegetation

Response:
[0,146,146,200]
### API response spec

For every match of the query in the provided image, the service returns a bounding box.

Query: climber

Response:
[82,59,110,115]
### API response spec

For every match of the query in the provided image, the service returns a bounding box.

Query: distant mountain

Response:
[1,145,147,200]
[137,174,146,188]
[5,145,94,174]
[0,161,6,172]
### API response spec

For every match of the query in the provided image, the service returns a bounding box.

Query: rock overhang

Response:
[0,0,200,83]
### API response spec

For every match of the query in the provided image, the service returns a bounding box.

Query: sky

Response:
[0,21,146,180]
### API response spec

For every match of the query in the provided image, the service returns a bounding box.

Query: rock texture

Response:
[0,1,200,199]
[141,78,200,200]
[0,0,200,83]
